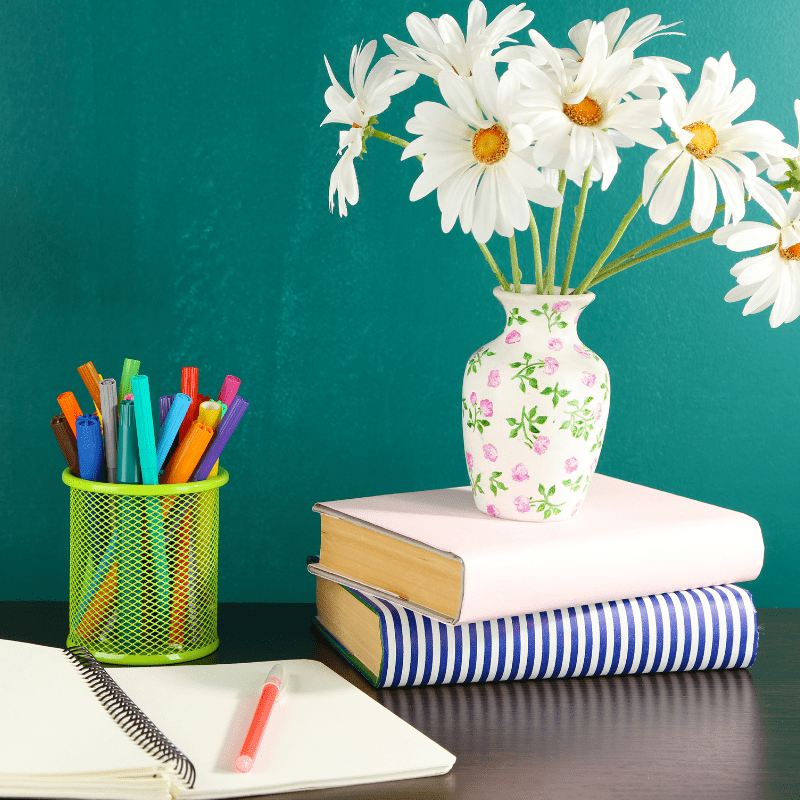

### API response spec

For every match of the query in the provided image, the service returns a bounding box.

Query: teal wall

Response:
[1,1,798,604]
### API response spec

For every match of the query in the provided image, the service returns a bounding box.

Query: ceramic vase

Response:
[462,285,610,522]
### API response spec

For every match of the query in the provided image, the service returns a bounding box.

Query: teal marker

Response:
[117,401,141,484]
[132,374,170,646]
[131,375,158,486]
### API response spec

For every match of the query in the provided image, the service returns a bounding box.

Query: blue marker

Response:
[156,392,191,471]
[75,415,105,482]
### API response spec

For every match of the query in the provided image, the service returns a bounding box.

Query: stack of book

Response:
[308,474,764,688]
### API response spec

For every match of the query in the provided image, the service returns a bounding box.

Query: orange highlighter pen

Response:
[162,420,213,484]
[57,392,84,437]
[235,664,285,773]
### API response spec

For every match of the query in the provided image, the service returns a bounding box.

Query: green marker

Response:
[118,358,140,405]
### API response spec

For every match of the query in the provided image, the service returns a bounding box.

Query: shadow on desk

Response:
[314,634,765,800]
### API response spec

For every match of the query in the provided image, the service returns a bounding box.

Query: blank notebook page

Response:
[111,658,455,798]
[0,639,159,777]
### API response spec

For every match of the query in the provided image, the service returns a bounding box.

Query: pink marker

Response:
[124,394,133,401]
[218,375,241,406]
[235,663,285,773]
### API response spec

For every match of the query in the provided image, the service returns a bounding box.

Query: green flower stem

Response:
[588,229,719,288]
[574,158,682,294]
[598,202,725,279]
[561,166,593,296]
[509,234,521,292]
[574,195,642,295]
[529,209,544,294]
[366,127,423,162]
[544,171,568,295]
[479,242,511,291]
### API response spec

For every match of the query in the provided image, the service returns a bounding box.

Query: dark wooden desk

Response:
[2,603,798,799]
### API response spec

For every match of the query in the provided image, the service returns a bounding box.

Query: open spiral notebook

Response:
[0,639,455,800]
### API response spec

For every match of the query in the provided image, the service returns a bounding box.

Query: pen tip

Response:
[235,755,253,773]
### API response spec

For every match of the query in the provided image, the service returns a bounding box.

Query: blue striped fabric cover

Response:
[320,584,758,688]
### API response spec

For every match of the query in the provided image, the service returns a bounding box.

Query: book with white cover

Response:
[309,474,764,624]
[0,639,455,799]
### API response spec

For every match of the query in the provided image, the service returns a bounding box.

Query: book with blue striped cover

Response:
[314,578,758,688]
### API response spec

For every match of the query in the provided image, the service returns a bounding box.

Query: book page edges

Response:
[313,503,465,620]
[313,503,465,561]
[307,562,460,624]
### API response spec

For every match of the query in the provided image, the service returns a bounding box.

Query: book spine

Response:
[361,585,757,688]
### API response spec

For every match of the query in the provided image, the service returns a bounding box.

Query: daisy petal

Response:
[723,222,780,252]
[648,151,691,225]
[642,145,683,205]
[751,178,791,226]
[690,160,717,232]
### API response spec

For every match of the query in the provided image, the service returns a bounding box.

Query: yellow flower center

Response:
[683,121,718,159]
[779,235,800,260]
[472,124,510,165]
[563,96,603,127]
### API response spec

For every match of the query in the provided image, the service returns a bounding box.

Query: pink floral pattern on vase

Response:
[514,496,531,513]
[533,435,550,455]
[511,463,530,481]
[462,285,609,522]
[564,457,578,474]
[574,343,591,358]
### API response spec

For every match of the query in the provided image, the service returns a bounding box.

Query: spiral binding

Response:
[63,646,197,789]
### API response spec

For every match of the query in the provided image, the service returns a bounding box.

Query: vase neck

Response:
[493,286,594,343]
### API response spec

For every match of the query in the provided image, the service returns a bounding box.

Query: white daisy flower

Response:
[642,53,796,232]
[713,179,800,327]
[322,40,417,216]
[383,1,534,80]
[510,23,665,190]
[557,9,690,99]
[754,99,800,183]
[402,58,561,244]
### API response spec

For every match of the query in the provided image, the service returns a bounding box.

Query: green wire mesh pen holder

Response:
[63,468,229,665]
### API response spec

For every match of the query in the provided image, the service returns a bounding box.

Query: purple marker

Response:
[190,395,249,481]
[159,394,175,426]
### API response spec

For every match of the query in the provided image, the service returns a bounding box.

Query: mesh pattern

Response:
[68,485,219,664]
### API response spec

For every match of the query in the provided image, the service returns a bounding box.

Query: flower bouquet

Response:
[321,4,800,521]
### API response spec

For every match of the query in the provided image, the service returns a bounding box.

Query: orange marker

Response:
[75,563,118,640]
[163,420,213,484]
[57,392,84,437]
[77,361,102,410]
